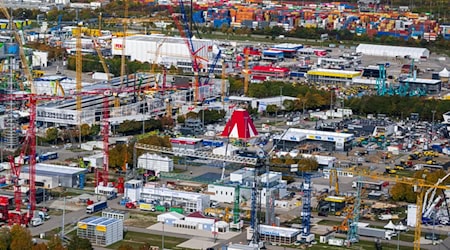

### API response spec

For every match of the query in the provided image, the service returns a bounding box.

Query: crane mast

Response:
[118,0,129,108]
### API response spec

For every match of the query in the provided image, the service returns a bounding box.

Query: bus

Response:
[352,180,389,191]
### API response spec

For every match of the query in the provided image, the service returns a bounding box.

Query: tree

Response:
[390,183,409,201]
[33,243,49,250]
[160,116,174,128]
[10,224,33,250]
[109,144,128,169]
[67,235,93,250]
[90,124,101,137]
[46,127,59,144]
[47,235,66,250]
[80,124,90,142]
[177,115,185,124]
[298,157,319,172]
[117,244,134,250]
[266,104,279,115]
[283,99,295,112]
[0,227,11,250]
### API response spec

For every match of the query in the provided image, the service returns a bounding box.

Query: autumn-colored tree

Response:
[117,244,135,250]
[10,224,33,250]
[390,169,450,203]
[47,235,66,250]
[177,115,185,124]
[80,124,90,142]
[390,183,409,202]
[161,116,174,128]
[0,227,11,250]
[109,144,128,169]
[32,243,49,250]
[284,157,296,165]
[138,243,154,250]
[298,157,319,172]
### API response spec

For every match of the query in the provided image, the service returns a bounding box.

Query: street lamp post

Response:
[162,221,165,250]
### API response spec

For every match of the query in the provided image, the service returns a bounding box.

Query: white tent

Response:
[395,222,408,231]
[384,220,396,230]
[212,144,239,156]
[440,68,450,78]
[356,44,430,59]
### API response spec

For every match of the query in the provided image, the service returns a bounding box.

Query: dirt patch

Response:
[124,213,157,228]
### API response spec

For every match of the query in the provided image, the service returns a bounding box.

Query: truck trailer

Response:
[357,227,396,240]
[86,201,108,214]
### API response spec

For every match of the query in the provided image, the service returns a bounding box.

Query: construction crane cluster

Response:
[0,1,147,227]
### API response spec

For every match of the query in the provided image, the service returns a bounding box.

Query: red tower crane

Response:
[75,86,141,188]
[167,0,207,104]
[1,94,67,225]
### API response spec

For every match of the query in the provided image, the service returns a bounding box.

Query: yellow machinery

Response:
[329,168,339,195]
[32,70,44,78]
[0,6,34,93]
[52,80,65,96]
[353,170,450,250]
[332,212,351,233]
[242,49,250,96]
[75,23,82,111]
[91,17,111,84]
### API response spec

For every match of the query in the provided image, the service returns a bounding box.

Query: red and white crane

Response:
[1,94,68,225]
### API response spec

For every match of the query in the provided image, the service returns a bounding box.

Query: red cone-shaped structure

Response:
[221,109,258,139]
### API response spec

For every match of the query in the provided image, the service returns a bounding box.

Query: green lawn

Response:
[107,231,187,250]
[309,241,414,250]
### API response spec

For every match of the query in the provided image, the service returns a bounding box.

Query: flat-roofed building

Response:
[307,68,361,86]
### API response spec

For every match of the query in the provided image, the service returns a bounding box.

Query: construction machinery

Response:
[243,48,250,96]
[75,23,82,111]
[92,39,111,82]
[77,86,142,188]
[2,93,68,226]
[329,168,339,195]
[0,5,34,93]
[52,80,65,96]
[168,0,207,105]
[351,170,450,250]
[333,212,351,233]
[117,0,129,108]
[151,37,168,92]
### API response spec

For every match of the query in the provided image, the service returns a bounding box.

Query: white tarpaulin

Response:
[356,44,430,59]
[212,144,239,156]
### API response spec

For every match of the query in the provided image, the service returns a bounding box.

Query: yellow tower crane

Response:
[353,171,450,250]
[329,168,339,195]
[116,0,129,108]
[242,49,250,96]
[75,23,82,111]
[93,40,110,82]
[92,16,110,83]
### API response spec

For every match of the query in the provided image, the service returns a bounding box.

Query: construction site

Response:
[1,0,450,249]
